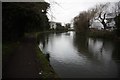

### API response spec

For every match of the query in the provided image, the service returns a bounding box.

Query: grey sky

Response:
[45,0,119,24]
[1,0,119,24]
[1,0,45,2]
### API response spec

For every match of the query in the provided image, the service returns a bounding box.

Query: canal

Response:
[38,31,120,78]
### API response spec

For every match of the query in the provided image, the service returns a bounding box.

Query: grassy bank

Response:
[3,33,59,79]
[33,32,59,79]
[88,30,115,39]
[28,29,74,35]
[35,45,59,79]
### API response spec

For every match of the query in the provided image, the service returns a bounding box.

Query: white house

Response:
[49,21,63,29]
[89,13,116,31]
[106,13,116,31]
[89,20,104,30]
[50,21,57,29]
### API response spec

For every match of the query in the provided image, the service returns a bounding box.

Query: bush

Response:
[114,14,120,37]
[89,30,115,39]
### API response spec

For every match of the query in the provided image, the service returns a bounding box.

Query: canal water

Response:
[38,31,120,78]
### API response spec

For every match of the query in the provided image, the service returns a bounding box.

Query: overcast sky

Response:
[45,0,119,24]
[1,0,120,24]
[1,0,45,2]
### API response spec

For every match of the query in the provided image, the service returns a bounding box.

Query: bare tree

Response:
[73,6,99,32]
[109,1,120,17]
[114,1,120,37]
[73,11,94,32]
[94,3,110,30]
[115,1,120,15]
[46,0,63,21]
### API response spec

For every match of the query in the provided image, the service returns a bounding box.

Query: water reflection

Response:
[45,53,50,62]
[88,38,114,63]
[38,31,120,78]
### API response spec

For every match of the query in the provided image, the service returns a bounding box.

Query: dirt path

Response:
[3,36,42,78]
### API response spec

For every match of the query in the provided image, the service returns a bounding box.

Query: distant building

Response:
[89,21,104,30]
[89,13,116,31]
[106,13,116,31]
[50,21,57,29]
[49,21,63,30]
[65,23,71,30]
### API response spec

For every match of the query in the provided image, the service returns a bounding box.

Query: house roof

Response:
[106,13,116,19]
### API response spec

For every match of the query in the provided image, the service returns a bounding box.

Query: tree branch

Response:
[94,17,102,23]
[99,12,103,20]
[103,13,106,20]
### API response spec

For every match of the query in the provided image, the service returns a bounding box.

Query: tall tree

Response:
[2,2,50,42]
[94,3,110,30]
[73,11,89,32]
[73,8,97,33]
[114,1,120,37]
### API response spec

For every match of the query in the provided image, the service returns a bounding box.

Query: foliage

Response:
[35,45,59,78]
[65,23,71,30]
[34,33,59,78]
[93,3,110,30]
[73,4,100,33]
[2,2,50,42]
[73,11,91,33]
[73,2,117,33]
[114,14,120,37]
[114,1,120,37]
[56,23,65,31]
[88,30,115,39]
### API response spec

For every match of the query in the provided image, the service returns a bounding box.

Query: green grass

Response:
[35,44,59,79]
[27,32,60,79]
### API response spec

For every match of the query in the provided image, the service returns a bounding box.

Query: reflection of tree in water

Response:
[55,32,62,36]
[112,41,120,77]
[73,33,102,62]
[92,38,104,54]
[65,32,70,36]
[45,52,50,62]
[73,33,89,54]
[37,33,49,49]
[37,33,51,62]
[73,33,114,62]
[74,33,100,61]
[112,41,120,59]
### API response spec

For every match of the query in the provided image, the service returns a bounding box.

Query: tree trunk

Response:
[101,20,107,30]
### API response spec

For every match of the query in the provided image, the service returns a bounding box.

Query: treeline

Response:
[115,13,120,37]
[2,2,50,42]
[73,1,120,37]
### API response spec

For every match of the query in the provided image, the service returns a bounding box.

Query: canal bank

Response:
[88,30,120,42]
[38,31,120,78]
[2,33,59,79]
